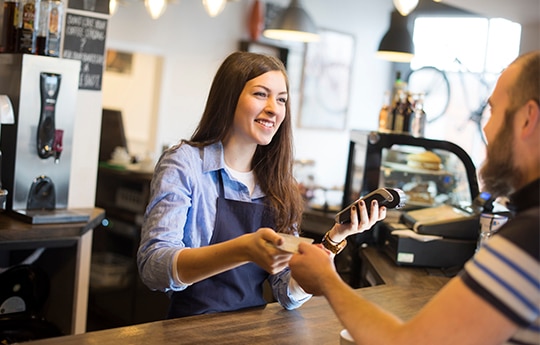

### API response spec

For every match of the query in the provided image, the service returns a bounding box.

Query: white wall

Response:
[520,20,540,54]
[105,0,395,191]
[102,52,162,157]
[68,90,103,208]
[290,1,395,189]
[103,0,538,195]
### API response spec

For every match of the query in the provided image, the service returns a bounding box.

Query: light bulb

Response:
[109,0,118,15]
[145,0,167,19]
[393,0,419,16]
[202,0,226,17]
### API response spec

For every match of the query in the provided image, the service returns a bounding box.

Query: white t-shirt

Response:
[225,164,256,196]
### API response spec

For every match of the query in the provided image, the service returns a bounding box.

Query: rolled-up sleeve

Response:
[269,268,312,310]
[137,151,192,291]
[137,145,218,292]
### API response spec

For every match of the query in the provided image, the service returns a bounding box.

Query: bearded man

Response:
[289,51,540,345]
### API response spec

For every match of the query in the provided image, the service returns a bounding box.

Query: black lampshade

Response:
[377,10,415,63]
[263,0,319,42]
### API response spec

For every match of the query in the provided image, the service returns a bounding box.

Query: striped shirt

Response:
[461,179,540,344]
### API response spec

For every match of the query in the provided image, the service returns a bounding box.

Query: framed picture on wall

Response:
[298,29,355,130]
[106,50,133,74]
[239,40,289,68]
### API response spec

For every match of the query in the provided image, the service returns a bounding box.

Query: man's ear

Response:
[520,99,540,139]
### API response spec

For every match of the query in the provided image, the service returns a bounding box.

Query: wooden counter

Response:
[26,283,441,345]
[1,203,454,343]
[0,208,104,248]
[15,208,454,344]
[359,246,452,289]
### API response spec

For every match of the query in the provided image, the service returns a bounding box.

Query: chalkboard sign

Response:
[62,13,107,91]
[68,0,110,15]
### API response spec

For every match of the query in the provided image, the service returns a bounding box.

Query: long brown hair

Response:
[182,51,303,234]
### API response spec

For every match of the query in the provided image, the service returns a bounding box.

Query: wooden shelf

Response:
[88,166,168,331]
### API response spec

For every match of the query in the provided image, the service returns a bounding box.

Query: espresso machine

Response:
[0,54,88,223]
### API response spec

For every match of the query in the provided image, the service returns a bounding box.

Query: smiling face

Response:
[227,70,288,148]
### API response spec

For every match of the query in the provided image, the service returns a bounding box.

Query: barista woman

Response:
[137,51,386,318]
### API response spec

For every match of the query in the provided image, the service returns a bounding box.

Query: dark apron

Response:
[168,171,275,318]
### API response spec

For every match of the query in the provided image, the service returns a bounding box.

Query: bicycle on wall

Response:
[406,58,496,145]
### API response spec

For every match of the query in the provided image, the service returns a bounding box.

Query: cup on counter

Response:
[340,329,355,345]
[476,213,508,251]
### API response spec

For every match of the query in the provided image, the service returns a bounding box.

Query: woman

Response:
[137,51,385,318]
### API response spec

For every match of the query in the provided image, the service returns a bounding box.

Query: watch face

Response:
[323,233,347,254]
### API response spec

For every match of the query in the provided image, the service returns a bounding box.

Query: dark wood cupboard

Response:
[88,165,169,331]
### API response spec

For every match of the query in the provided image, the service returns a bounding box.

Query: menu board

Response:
[67,0,110,14]
[62,13,107,91]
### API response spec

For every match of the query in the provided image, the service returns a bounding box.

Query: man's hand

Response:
[289,243,340,296]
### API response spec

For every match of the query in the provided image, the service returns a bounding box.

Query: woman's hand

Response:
[176,228,292,284]
[243,228,293,274]
[327,200,386,244]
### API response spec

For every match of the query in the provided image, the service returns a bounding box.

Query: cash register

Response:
[343,131,489,268]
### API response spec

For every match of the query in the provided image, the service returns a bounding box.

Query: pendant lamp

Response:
[145,0,167,19]
[392,0,418,16]
[263,0,319,42]
[109,0,119,15]
[376,10,415,63]
[202,0,226,17]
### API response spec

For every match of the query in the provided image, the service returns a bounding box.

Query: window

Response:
[411,17,521,73]
[408,16,521,167]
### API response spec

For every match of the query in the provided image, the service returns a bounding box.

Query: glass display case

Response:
[343,131,485,268]
[342,131,479,211]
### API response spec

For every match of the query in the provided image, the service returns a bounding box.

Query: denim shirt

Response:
[137,141,309,310]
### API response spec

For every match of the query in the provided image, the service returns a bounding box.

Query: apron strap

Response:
[217,169,225,198]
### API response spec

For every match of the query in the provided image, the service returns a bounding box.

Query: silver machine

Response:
[0,54,88,223]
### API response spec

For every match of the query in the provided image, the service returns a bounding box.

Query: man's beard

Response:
[479,121,522,199]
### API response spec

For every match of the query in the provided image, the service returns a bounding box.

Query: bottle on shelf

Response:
[0,0,20,53]
[387,71,409,132]
[34,0,50,55]
[402,92,413,133]
[46,0,62,56]
[391,90,407,132]
[410,93,426,137]
[391,71,407,100]
[17,0,37,54]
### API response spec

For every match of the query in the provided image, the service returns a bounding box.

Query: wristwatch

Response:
[322,231,347,255]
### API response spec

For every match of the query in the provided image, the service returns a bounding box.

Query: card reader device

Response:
[335,187,407,224]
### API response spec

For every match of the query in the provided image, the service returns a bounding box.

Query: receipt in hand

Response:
[274,233,314,253]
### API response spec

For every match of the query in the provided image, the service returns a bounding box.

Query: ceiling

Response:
[442,0,540,25]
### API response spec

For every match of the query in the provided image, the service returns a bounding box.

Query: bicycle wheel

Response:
[406,66,450,123]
